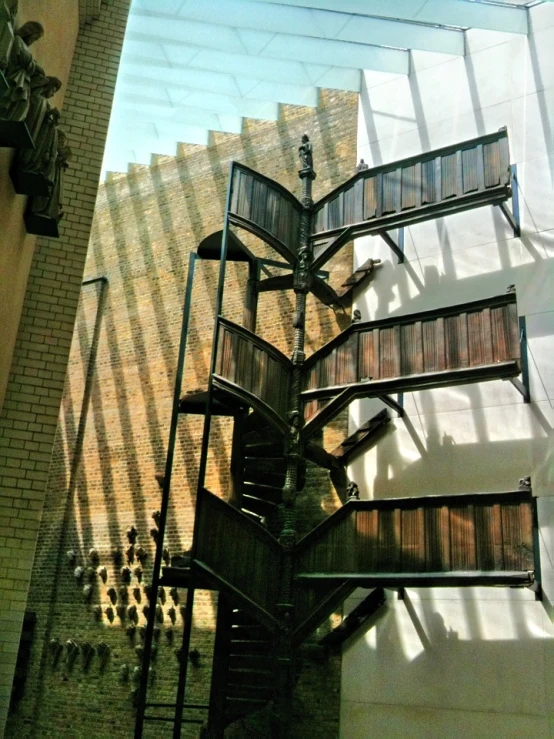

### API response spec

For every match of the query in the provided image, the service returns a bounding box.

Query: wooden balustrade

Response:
[214,317,292,430]
[228,162,302,263]
[302,293,521,424]
[295,490,536,584]
[194,488,283,626]
[311,129,511,265]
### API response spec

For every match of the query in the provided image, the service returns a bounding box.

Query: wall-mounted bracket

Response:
[380,393,405,418]
[379,228,405,264]
[509,316,530,403]
[497,164,520,238]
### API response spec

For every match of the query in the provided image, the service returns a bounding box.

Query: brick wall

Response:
[0,1,131,735]
[8,90,358,738]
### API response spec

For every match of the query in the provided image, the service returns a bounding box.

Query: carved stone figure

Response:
[0,1,18,81]
[298,133,313,171]
[356,158,369,173]
[0,21,44,122]
[13,102,61,195]
[24,129,71,236]
[347,481,360,500]
[352,309,362,323]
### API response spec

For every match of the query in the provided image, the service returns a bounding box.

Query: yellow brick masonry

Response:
[0,1,131,734]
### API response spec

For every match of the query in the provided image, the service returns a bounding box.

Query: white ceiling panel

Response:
[102,0,541,176]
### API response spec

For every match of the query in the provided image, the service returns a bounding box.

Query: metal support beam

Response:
[380,393,405,418]
[497,165,520,237]
[379,228,405,264]
[134,253,198,739]
[509,315,530,403]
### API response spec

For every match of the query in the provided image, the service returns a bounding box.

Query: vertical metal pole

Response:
[243,258,260,333]
[532,497,543,602]
[173,587,195,738]
[511,164,521,238]
[519,315,530,404]
[178,164,234,736]
[134,253,198,738]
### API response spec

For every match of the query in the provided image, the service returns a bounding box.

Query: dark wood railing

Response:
[310,129,511,266]
[214,317,292,431]
[295,489,536,583]
[302,293,520,424]
[228,162,302,263]
[194,488,283,626]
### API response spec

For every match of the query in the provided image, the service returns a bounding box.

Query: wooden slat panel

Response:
[491,305,508,363]
[449,506,476,570]
[462,147,479,194]
[501,504,522,570]
[401,507,424,572]
[377,508,400,571]
[421,159,436,205]
[506,302,520,360]
[343,184,356,226]
[382,170,399,215]
[379,327,400,378]
[196,490,281,616]
[475,504,495,571]
[336,333,357,386]
[353,177,364,224]
[358,331,374,381]
[484,141,501,188]
[401,164,418,210]
[296,493,535,579]
[441,152,458,199]
[363,176,378,220]
[400,321,423,376]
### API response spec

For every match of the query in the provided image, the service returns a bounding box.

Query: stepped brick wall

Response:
[7,90,358,738]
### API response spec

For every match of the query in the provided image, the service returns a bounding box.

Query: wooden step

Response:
[243,467,285,488]
[243,482,282,504]
[228,640,272,656]
[230,610,260,626]
[242,440,283,457]
[244,457,288,476]
[228,654,273,670]
[241,494,277,518]
[226,683,273,700]
[225,696,269,718]
[230,624,271,640]
[227,667,273,684]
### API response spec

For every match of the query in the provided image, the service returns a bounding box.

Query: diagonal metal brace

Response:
[379,228,405,264]
[497,164,521,238]
[380,393,405,418]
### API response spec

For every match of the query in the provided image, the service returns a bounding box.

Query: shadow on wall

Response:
[342,587,554,734]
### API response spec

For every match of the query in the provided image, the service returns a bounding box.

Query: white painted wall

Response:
[342,4,554,737]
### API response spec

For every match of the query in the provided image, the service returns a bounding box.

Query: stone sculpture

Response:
[24,129,71,237]
[347,480,360,500]
[0,1,18,88]
[298,132,313,172]
[0,20,44,147]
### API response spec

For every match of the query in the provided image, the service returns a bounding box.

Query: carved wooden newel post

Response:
[274,134,316,736]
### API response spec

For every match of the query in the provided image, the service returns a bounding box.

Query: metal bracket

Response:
[258,257,329,280]
[380,228,405,264]
[509,316,530,403]
[380,393,405,418]
[497,164,521,238]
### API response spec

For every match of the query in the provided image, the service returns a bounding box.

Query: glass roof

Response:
[102,0,543,176]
